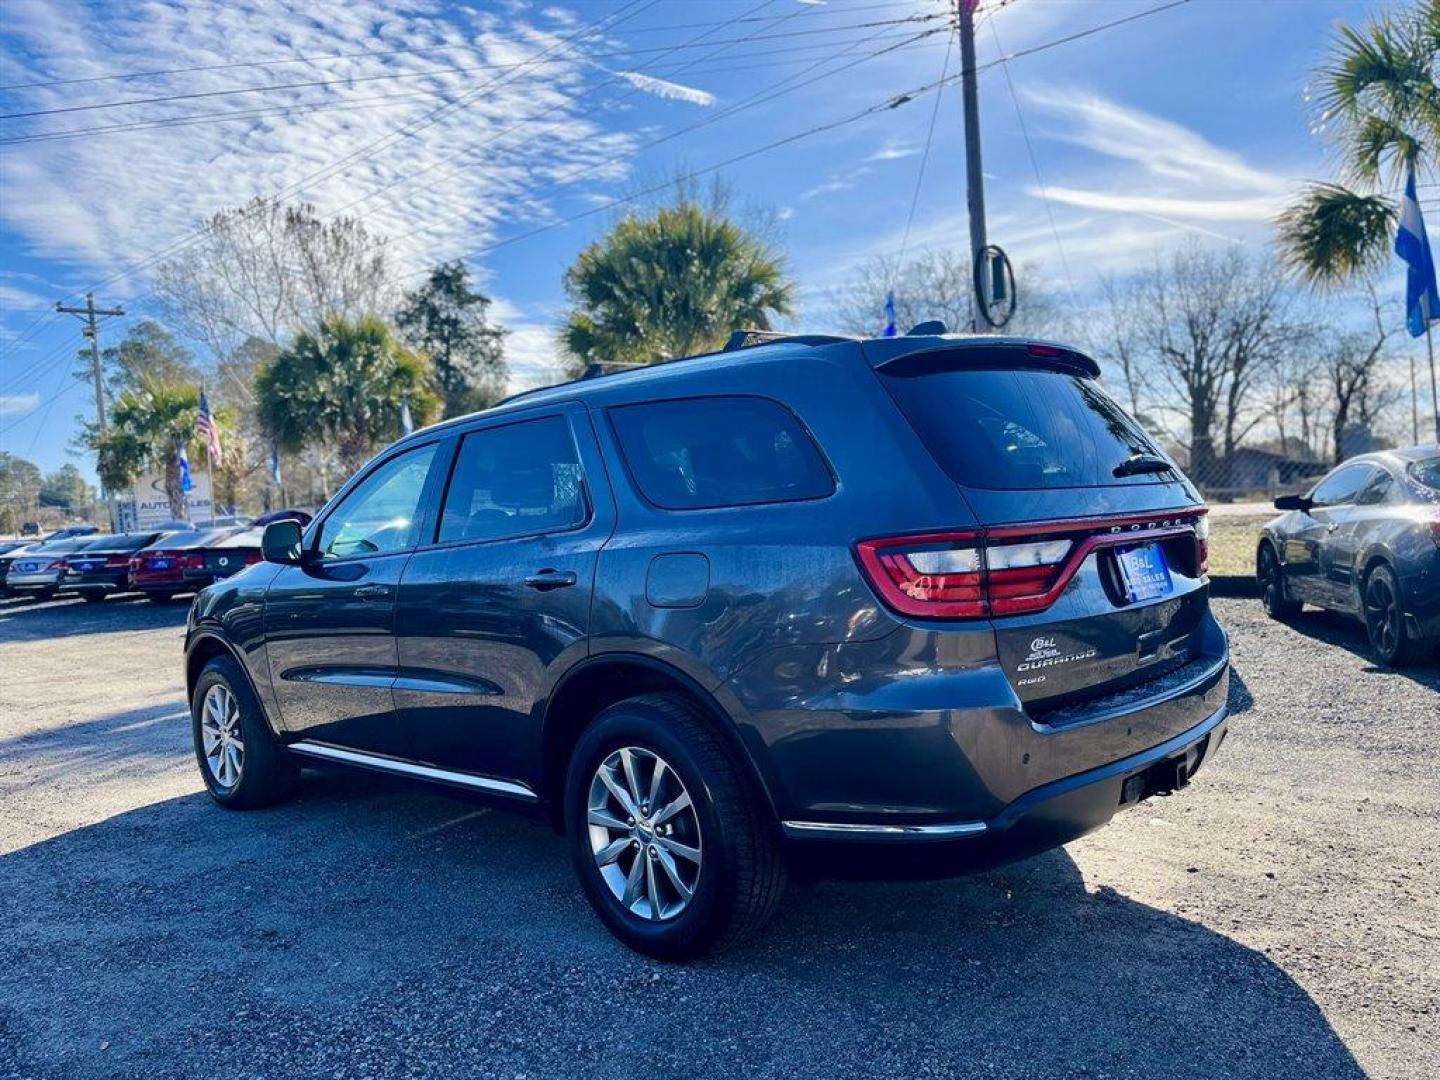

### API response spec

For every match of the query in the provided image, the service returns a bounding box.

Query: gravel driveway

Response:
[0,594,1435,1080]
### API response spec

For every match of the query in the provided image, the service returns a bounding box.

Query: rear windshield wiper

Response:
[1112,452,1175,478]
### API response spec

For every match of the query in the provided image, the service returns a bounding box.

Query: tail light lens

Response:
[50,559,68,572]
[243,551,262,565]
[128,557,141,570]
[856,533,1073,618]
[857,513,1206,620]
[1193,511,1211,574]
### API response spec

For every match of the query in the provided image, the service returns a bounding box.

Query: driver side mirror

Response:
[261,519,306,565]
[1273,494,1311,512]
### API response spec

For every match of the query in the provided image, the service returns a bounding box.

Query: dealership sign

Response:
[117,471,213,530]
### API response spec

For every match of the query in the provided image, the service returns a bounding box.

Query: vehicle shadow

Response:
[1285,608,1440,687]
[0,593,188,641]
[0,768,1364,1079]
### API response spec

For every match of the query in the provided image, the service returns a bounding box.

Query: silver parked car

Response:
[1258,446,1440,665]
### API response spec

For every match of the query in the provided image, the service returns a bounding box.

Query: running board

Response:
[288,741,538,803]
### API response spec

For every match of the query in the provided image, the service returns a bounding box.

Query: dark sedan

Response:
[58,531,171,601]
[130,528,264,602]
[1258,446,1440,665]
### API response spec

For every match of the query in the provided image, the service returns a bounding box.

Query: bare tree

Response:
[829,252,1069,340]
[1126,243,1293,484]
[152,197,397,361]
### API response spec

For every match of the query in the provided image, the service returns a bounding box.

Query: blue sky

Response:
[0,0,1389,482]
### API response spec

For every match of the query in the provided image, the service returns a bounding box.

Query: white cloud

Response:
[0,284,49,313]
[867,140,918,162]
[611,70,715,107]
[0,0,674,290]
[1016,86,1291,226]
[0,392,40,415]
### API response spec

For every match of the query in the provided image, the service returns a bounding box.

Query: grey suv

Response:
[185,332,1230,958]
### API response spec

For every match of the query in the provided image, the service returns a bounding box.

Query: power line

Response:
[989,18,1078,309]
[896,26,956,271]
[0,0,913,92]
[0,13,947,121]
[358,22,947,232]
[438,0,1191,273]
[7,0,659,341]
[0,29,933,147]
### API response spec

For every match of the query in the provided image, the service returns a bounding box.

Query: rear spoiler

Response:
[867,339,1101,380]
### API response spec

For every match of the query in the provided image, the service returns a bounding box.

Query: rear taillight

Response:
[1194,511,1211,574]
[857,512,1205,620]
[51,559,68,571]
[243,551,262,565]
[856,533,1073,618]
[105,554,130,567]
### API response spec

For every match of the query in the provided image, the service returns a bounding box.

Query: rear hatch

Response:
[861,340,1214,717]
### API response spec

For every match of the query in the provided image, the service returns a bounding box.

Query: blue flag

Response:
[1396,165,1440,338]
[178,441,193,494]
[882,291,897,338]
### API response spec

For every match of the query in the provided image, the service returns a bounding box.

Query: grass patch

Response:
[1208,514,1270,579]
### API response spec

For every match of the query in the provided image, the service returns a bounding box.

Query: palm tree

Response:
[90,376,201,519]
[256,314,439,474]
[561,198,795,374]
[1276,3,1440,284]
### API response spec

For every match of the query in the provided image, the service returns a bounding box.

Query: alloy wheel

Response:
[1364,573,1399,660]
[1259,547,1279,613]
[200,683,244,789]
[587,747,702,922]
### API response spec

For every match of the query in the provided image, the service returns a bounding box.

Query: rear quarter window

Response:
[609,396,834,510]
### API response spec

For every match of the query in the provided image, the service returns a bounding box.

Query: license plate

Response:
[74,561,100,571]
[151,559,171,570]
[1115,543,1172,603]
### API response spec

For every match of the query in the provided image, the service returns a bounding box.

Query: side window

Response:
[437,415,587,544]
[1309,465,1371,509]
[317,444,437,560]
[609,396,834,510]
[1355,470,1394,506]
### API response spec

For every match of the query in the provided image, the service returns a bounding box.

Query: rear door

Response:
[263,442,441,757]
[392,405,614,784]
[872,348,1213,713]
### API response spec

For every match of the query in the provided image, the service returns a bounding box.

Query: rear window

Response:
[880,363,1165,490]
[83,533,153,552]
[609,396,834,510]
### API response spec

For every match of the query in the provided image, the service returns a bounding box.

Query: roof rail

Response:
[723,329,855,352]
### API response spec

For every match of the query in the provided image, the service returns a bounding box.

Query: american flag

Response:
[197,390,222,465]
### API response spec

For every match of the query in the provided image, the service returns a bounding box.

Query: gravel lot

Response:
[0,593,1436,1080]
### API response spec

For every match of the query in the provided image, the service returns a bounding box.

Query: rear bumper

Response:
[783,701,1228,878]
[64,571,128,592]
[5,572,62,590]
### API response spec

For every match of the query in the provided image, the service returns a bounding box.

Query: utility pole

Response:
[958,0,988,333]
[56,293,124,532]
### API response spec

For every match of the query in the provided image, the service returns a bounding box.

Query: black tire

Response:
[1257,542,1301,621]
[564,693,786,960]
[191,655,299,809]
[1362,563,1430,667]
[81,592,106,603]
[147,591,176,604]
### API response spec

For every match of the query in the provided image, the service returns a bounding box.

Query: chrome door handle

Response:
[353,584,391,601]
[524,569,577,591]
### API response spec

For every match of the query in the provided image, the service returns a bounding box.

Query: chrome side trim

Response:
[289,741,538,802]
[781,818,987,840]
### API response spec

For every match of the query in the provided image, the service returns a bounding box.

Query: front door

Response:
[393,407,614,786]
[264,442,440,758]
[1282,463,1372,609]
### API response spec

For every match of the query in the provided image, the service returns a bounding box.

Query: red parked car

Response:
[130,527,264,602]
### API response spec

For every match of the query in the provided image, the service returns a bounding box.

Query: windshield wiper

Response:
[1112,452,1175,478]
